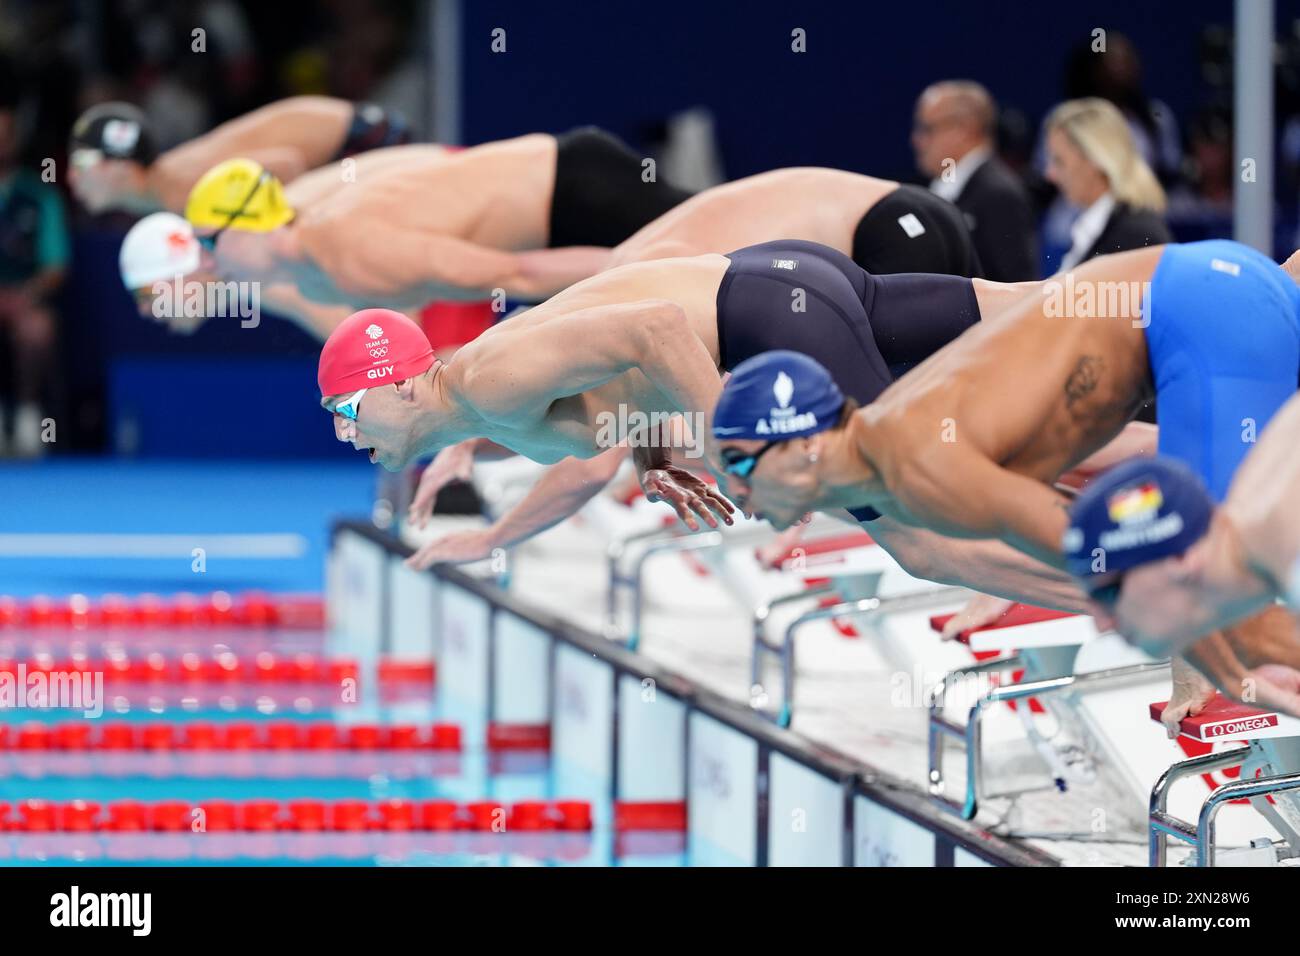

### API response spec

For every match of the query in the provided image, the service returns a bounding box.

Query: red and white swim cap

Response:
[318,308,435,396]
[118,212,201,288]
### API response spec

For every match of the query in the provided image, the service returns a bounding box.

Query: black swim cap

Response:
[70,102,157,164]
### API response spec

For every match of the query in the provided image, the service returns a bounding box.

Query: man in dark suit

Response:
[913,81,1040,282]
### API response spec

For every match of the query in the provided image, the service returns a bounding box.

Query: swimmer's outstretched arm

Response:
[406,438,520,530]
[214,147,311,184]
[1223,392,1300,600]
[877,438,1073,568]
[261,283,356,341]
[1181,611,1300,718]
[506,247,617,299]
[155,146,311,211]
[325,225,611,302]
[1062,421,1157,485]
[1108,402,1300,652]
[1115,393,1300,650]
[160,277,352,339]
[491,448,628,542]
[406,448,629,570]
[971,278,1046,321]
[867,515,1090,612]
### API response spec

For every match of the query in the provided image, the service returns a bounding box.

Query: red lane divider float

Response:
[0,592,324,630]
[485,722,551,752]
[0,798,592,833]
[612,800,688,832]
[0,653,435,686]
[0,720,463,752]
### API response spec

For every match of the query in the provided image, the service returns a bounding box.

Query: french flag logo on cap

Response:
[773,371,794,409]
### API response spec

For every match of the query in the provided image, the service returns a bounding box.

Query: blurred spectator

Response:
[320,0,424,140]
[111,0,259,148]
[1277,17,1300,235]
[1044,98,1171,271]
[0,103,69,457]
[1167,107,1233,225]
[1063,32,1182,185]
[913,80,1039,282]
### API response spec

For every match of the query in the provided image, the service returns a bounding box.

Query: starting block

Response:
[926,605,1167,821]
[600,476,769,650]
[741,531,963,727]
[1149,695,1300,867]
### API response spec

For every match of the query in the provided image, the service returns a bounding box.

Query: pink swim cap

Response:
[317,308,435,396]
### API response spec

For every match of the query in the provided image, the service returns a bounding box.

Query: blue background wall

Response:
[459,0,1276,179]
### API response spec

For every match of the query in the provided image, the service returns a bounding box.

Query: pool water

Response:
[0,620,693,867]
[0,461,738,867]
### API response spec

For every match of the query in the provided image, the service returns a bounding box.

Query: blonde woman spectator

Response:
[1045,97,1171,271]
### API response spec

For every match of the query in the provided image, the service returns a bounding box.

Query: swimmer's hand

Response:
[1183,613,1300,719]
[405,528,498,570]
[1243,664,1300,719]
[1186,659,1300,722]
[1160,658,1217,738]
[941,594,1014,641]
[756,524,807,568]
[408,441,477,529]
[640,465,736,533]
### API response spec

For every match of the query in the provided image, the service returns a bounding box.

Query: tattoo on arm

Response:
[1064,355,1103,410]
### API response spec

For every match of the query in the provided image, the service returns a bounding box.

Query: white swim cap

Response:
[119,212,201,289]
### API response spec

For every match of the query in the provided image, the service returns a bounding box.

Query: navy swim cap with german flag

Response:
[1063,456,1214,580]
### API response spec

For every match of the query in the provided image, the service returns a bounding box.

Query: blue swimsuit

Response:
[1144,239,1300,500]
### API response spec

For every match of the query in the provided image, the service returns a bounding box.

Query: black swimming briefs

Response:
[851,184,983,279]
[334,103,412,160]
[715,240,981,522]
[548,127,693,248]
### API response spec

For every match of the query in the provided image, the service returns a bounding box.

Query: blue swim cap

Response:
[713,351,845,442]
[1062,456,1214,580]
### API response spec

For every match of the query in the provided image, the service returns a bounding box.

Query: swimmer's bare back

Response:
[290,135,565,301]
[150,97,359,211]
[206,145,460,312]
[283,144,450,209]
[851,244,1165,556]
[438,253,731,463]
[306,134,558,252]
[609,168,899,266]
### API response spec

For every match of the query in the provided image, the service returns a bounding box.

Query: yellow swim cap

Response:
[185,158,294,232]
